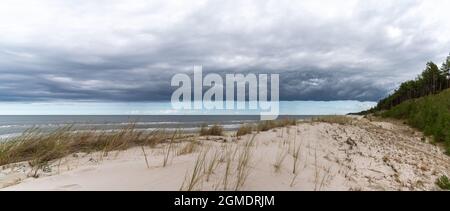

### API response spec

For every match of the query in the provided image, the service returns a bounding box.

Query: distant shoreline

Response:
[0,115,319,139]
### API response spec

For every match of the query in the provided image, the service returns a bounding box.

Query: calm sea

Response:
[0,115,315,139]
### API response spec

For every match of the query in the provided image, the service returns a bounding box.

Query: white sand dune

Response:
[1,117,449,191]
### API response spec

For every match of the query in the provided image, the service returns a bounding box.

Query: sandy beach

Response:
[1,116,449,191]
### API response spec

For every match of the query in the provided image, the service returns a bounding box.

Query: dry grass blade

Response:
[318,166,332,191]
[163,130,178,167]
[204,149,220,182]
[234,134,256,191]
[273,147,288,173]
[290,172,299,187]
[292,145,301,174]
[180,149,208,191]
[314,147,319,191]
[141,146,150,169]
[221,145,236,190]
[223,155,232,190]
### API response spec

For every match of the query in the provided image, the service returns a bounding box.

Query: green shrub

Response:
[436,175,450,190]
[382,89,450,154]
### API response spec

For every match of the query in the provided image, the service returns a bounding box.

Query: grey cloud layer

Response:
[0,0,449,101]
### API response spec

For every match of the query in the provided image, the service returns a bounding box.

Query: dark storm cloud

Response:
[0,0,449,102]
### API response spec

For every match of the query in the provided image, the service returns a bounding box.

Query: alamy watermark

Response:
[171,66,279,120]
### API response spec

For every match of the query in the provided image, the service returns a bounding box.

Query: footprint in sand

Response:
[78,167,97,173]
[55,184,82,190]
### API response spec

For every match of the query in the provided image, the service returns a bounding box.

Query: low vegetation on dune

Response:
[0,118,302,188]
[256,119,297,132]
[236,124,253,137]
[180,134,257,191]
[381,89,450,153]
[199,118,298,138]
[0,118,301,170]
[360,54,450,154]
[436,175,450,190]
[199,124,224,136]
[0,124,179,168]
[312,115,355,125]
[2,115,448,190]
[235,118,298,137]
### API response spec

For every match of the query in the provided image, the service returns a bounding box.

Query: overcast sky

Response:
[0,0,449,102]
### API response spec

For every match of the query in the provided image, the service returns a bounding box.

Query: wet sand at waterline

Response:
[1,116,449,191]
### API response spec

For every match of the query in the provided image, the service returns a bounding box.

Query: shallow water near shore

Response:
[0,115,316,139]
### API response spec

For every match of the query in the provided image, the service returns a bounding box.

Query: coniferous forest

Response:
[374,53,450,111]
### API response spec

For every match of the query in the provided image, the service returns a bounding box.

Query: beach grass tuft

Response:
[177,139,199,156]
[162,130,178,167]
[234,134,256,190]
[236,124,253,137]
[180,148,209,191]
[199,124,224,136]
[257,118,297,132]
[312,115,354,125]
[0,124,172,169]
